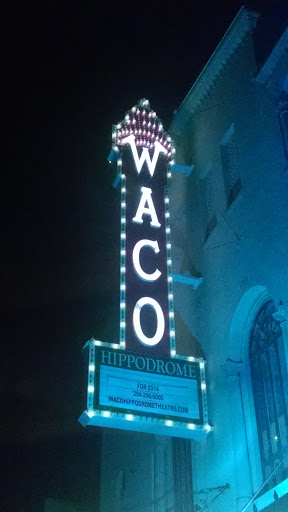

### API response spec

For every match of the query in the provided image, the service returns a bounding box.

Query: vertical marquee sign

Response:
[78,99,211,440]
[118,98,173,357]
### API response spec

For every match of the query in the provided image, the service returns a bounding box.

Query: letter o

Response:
[135,357,145,370]
[133,297,165,346]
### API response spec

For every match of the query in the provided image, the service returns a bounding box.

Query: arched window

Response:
[249,300,288,492]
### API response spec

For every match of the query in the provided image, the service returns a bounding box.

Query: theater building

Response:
[100,7,288,512]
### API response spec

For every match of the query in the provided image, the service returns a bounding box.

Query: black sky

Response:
[2,1,286,510]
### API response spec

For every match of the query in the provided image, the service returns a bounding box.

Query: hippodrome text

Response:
[100,349,197,379]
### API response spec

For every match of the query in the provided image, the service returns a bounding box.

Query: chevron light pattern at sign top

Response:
[114,98,174,159]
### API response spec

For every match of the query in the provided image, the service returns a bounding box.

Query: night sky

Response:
[2,1,286,510]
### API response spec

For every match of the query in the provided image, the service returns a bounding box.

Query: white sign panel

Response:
[99,365,200,420]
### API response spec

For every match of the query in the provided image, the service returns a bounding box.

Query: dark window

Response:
[278,90,288,170]
[220,124,241,207]
[202,169,217,240]
[249,300,288,492]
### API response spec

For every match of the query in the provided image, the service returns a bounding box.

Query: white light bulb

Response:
[120,321,125,328]
[120,284,126,290]
[89,364,95,372]
[167,243,171,249]
[120,302,125,309]
[168,276,172,282]
[121,233,126,239]
[88,385,94,393]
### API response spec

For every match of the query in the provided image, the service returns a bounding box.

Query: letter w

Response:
[122,134,167,177]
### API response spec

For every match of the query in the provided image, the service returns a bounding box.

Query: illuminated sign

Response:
[79,339,210,440]
[116,99,174,357]
[99,348,200,420]
[78,99,212,440]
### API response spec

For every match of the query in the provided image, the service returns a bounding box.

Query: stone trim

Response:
[255,26,288,87]
[272,302,286,324]
[171,7,259,135]
[222,358,243,378]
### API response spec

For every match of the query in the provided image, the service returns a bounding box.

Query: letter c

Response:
[132,239,161,282]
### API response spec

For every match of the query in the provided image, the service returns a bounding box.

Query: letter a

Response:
[133,187,161,228]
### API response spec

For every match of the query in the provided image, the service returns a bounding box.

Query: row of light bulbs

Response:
[86,407,212,432]
[114,105,173,155]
